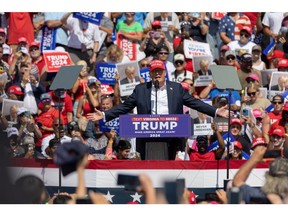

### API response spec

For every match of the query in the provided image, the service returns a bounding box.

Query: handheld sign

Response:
[96,62,117,85]
[117,33,137,61]
[43,51,72,72]
[73,12,104,25]
[40,25,56,52]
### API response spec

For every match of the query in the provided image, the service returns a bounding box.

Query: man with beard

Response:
[237,53,262,90]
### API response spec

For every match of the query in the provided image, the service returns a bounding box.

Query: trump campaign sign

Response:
[117,33,137,61]
[120,114,192,138]
[43,51,72,72]
[99,118,120,133]
[184,39,212,59]
[73,12,104,25]
[96,62,117,85]
[40,25,56,52]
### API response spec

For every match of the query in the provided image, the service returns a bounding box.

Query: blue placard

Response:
[139,68,151,82]
[263,39,275,56]
[119,114,192,138]
[96,62,117,85]
[99,118,120,134]
[40,25,56,52]
[73,12,104,25]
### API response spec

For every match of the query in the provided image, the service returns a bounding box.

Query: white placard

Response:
[193,123,213,136]
[184,39,212,59]
[194,75,213,87]
[1,99,24,117]
[97,30,107,52]
[116,61,140,97]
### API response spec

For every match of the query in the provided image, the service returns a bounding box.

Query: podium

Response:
[120,114,192,160]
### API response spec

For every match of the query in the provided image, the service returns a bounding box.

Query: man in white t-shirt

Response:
[228,26,256,57]
[169,53,193,83]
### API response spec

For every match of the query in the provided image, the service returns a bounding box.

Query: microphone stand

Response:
[154,80,159,114]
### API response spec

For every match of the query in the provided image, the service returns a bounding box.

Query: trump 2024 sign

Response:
[120,114,192,138]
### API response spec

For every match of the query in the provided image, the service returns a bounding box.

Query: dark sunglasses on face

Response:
[153,26,161,30]
[41,99,51,103]
[175,60,184,65]
[246,79,256,83]
[256,117,263,121]
[29,47,39,52]
[226,56,235,60]
[159,52,169,55]
[240,33,250,38]
[247,91,257,97]
[140,63,149,67]
[273,101,283,105]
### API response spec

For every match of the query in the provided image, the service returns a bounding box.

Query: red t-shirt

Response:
[189,151,216,160]
[32,56,46,76]
[7,12,35,45]
[74,80,88,101]
[82,99,94,118]
[38,91,73,125]
[268,111,282,126]
[35,108,59,147]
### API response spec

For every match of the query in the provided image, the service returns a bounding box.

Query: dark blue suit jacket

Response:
[105,81,217,121]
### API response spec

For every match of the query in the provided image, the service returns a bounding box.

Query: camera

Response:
[117,174,140,191]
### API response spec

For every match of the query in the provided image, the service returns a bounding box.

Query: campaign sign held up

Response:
[99,118,120,133]
[96,62,117,85]
[43,51,72,72]
[41,25,56,52]
[73,12,104,25]
[139,67,151,82]
[120,114,192,138]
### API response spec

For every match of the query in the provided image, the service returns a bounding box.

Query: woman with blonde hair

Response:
[104,44,130,64]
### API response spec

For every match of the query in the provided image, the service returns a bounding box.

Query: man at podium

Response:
[88,60,230,160]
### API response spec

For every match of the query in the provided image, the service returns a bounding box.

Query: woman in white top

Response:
[252,45,266,71]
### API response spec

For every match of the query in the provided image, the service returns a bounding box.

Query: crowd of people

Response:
[1,12,288,204]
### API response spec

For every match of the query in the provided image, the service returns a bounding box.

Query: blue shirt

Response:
[44,12,68,46]
[219,14,235,41]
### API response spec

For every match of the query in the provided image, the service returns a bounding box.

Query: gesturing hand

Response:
[87,109,104,121]
[216,105,233,118]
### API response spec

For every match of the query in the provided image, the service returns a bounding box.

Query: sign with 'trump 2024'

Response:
[120,114,192,138]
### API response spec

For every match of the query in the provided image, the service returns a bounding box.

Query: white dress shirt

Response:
[151,82,169,114]
[41,134,72,158]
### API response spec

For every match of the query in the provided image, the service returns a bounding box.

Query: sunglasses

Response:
[246,79,256,83]
[159,52,169,55]
[153,26,161,30]
[29,47,39,52]
[226,56,235,60]
[175,60,184,65]
[247,91,257,97]
[41,99,51,103]
[273,101,283,105]
[140,63,149,67]
[256,117,263,121]
[240,33,250,38]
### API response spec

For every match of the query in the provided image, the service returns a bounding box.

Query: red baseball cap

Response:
[278,58,288,68]
[245,74,259,82]
[240,26,252,35]
[271,128,285,137]
[230,118,242,127]
[253,109,262,118]
[251,137,267,150]
[30,42,40,48]
[151,20,161,27]
[233,141,242,150]
[18,37,28,44]
[220,45,230,51]
[7,85,24,95]
[149,60,165,71]
[181,82,190,91]
[271,50,285,59]
[0,28,5,34]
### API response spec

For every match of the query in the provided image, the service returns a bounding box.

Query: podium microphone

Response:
[154,80,159,114]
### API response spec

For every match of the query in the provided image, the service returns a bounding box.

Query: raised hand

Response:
[86,109,104,121]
